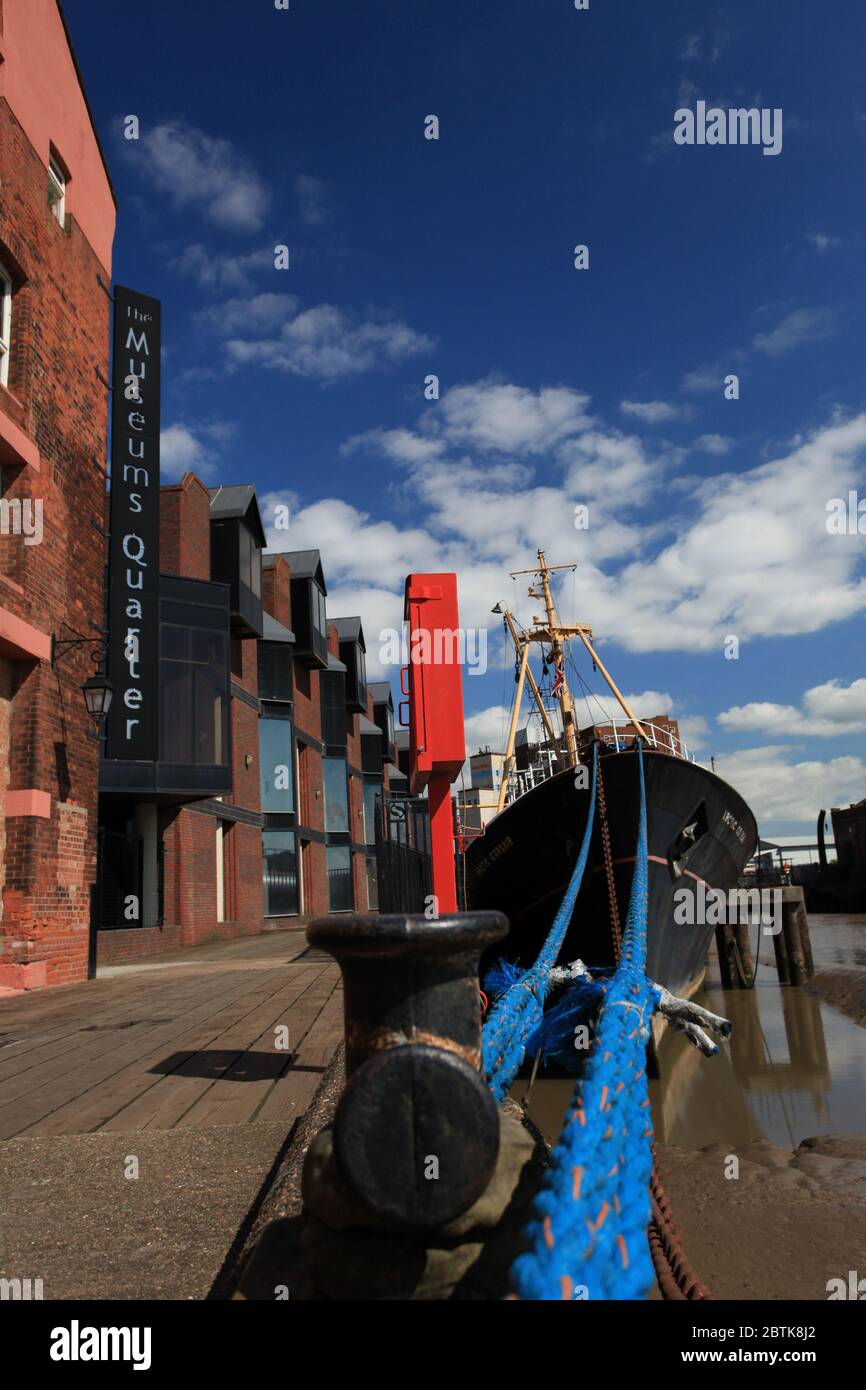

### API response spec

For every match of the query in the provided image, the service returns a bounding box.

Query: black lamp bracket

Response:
[51,622,108,672]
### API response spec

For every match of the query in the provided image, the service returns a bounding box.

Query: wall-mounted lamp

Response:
[82,673,114,721]
[51,623,113,725]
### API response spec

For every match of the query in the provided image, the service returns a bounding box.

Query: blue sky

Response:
[65,0,866,836]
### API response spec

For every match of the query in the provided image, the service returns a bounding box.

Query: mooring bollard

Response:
[307,910,508,1230]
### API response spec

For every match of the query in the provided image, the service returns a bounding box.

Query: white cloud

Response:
[463,706,514,759]
[582,690,675,723]
[295,174,329,226]
[677,715,710,752]
[680,35,702,61]
[264,389,866,667]
[719,678,866,737]
[224,304,433,381]
[132,121,270,233]
[159,420,234,482]
[436,381,593,454]
[713,744,866,826]
[694,433,734,455]
[621,399,691,424]
[752,307,836,358]
[196,293,299,336]
[806,232,840,253]
[173,245,275,294]
[343,428,447,466]
[681,362,729,393]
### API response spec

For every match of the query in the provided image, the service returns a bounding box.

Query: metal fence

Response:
[374,791,433,913]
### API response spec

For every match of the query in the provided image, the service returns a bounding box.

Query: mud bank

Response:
[655,1136,866,1300]
[804,967,866,1028]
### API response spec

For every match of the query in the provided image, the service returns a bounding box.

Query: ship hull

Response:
[466,749,758,999]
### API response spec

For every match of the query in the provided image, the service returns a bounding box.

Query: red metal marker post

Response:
[401,574,466,915]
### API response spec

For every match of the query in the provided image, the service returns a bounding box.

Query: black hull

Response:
[466,750,758,999]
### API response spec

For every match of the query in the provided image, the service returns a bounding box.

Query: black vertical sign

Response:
[106,287,161,761]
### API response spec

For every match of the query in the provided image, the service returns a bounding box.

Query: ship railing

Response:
[503,750,558,806]
[501,721,695,808]
[600,718,695,763]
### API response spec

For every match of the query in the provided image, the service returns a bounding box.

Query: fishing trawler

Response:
[464,552,758,1000]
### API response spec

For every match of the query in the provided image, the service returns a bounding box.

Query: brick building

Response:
[0,0,403,990]
[0,0,116,990]
[95,474,399,969]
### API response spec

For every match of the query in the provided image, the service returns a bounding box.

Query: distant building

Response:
[831,799,866,872]
[455,749,505,835]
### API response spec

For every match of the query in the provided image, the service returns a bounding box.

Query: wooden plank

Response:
[0,968,253,1081]
[0,967,303,1139]
[253,987,344,1126]
[176,972,342,1129]
[0,966,287,1111]
[17,969,325,1139]
[97,967,334,1134]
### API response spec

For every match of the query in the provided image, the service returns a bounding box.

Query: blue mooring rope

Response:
[481,744,599,1103]
[485,744,661,1300]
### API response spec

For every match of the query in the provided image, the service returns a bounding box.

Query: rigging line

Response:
[568,657,614,731]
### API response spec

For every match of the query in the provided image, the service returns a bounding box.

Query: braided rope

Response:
[509,745,658,1300]
[482,746,598,1102]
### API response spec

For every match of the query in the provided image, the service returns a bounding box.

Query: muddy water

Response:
[516,914,866,1151]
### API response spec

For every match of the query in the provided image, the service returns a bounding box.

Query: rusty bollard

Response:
[307,911,508,1230]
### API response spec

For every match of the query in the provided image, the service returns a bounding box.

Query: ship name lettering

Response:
[721,810,746,844]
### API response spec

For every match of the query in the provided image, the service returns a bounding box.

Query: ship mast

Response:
[495,549,652,814]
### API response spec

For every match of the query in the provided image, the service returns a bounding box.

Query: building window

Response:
[0,262,11,388]
[327,845,353,912]
[159,623,229,766]
[356,644,367,707]
[363,783,379,846]
[48,152,66,226]
[263,830,299,916]
[239,520,262,599]
[320,671,347,747]
[312,582,327,644]
[260,717,294,812]
[258,642,293,702]
[323,757,349,833]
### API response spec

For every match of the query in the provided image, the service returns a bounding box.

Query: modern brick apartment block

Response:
[95,479,399,969]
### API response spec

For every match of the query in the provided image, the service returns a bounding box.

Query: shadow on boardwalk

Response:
[0,928,342,1299]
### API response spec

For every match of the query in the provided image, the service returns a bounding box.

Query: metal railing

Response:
[501,721,694,809]
[600,719,695,762]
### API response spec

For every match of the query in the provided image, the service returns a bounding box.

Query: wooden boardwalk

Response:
[0,931,343,1140]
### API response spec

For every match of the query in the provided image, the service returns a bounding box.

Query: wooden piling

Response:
[772,922,790,985]
[732,919,755,987]
[781,887,811,986]
[715,922,739,989]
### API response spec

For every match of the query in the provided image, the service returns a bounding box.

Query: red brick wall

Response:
[159,472,211,580]
[160,809,265,949]
[0,86,113,989]
[96,923,182,967]
[230,698,260,813]
[262,554,292,630]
